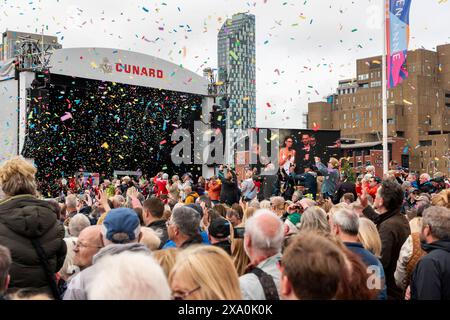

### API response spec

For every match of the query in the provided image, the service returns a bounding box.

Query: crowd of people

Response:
[0,155,449,300]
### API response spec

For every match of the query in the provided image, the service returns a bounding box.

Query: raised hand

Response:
[359,190,369,209]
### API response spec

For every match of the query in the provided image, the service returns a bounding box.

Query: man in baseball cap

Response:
[208,218,231,255]
[102,208,142,244]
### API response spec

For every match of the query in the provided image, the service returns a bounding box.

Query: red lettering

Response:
[115,63,163,79]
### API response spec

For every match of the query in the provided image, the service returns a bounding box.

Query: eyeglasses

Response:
[74,241,102,249]
[286,140,293,143]
[171,286,201,300]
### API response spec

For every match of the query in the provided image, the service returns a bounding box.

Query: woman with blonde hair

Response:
[169,245,241,300]
[242,206,256,223]
[230,222,250,276]
[0,156,66,299]
[357,217,382,258]
[153,248,180,278]
[431,189,450,209]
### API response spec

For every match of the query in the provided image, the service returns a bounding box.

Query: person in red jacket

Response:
[366,176,381,200]
[206,176,221,204]
[153,173,169,197]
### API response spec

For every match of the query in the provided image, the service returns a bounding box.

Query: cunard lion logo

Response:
[99,57,112,74]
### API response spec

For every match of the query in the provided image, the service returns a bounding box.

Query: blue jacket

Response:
[345,242,387,300]
[162,230,210,249]
[316,162,340,195]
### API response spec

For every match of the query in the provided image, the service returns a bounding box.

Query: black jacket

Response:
[147,219,168,249]
[218,171,240,206]
[411,239,450,300]
[0,195,67,290]
[213,240,232,255]
[296,172,318,200]
[363,206,410,299]
[334,181,357,204]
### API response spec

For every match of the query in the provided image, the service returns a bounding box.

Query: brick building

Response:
[308,44,450,174]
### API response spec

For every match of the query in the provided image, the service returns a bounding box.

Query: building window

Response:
[387,118,395,124]
[343,114,347,120]
[358,73,369,81]
[369,120,372,127]
[371,81,381,87]
[419,140,432,147]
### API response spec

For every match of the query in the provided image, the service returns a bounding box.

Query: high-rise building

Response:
[308,44,450,174]
[218,13,256,163]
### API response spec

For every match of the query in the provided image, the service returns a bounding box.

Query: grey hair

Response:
[366,165,375,172]
[260,200,271,209]
[86,251,170,300]
[420,173,431,181]
[423,206,450,240]
[171,207,200,238]
[65,194,77,209]
[245,209,284,255]
[331,209,360,236]
[113,195,125,207]
[299,207,330,234]
[162,173,169,180]
[68,214,91,237]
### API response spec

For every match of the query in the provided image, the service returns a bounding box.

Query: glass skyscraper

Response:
[218,13,256,129]
[218,13,256,162]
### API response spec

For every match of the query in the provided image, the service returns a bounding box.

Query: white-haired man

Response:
[240,209,284,300]
[330,208,387,300]
[59,214,92,281]
[64,208,146,300]
[86,251,170,300]
[418,173,435,194]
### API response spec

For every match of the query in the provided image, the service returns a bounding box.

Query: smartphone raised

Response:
[233,227,245,239]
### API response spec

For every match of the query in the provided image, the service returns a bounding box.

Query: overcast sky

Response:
[1,0,449,129]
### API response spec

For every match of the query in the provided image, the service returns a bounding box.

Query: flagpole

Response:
[382,0,389,176]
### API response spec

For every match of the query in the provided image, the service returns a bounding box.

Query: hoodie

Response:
[63,243,150,300]
[411,239,450,300]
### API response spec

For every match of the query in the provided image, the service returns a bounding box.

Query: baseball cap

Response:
[208,218,231,238]
[103,208,141,244]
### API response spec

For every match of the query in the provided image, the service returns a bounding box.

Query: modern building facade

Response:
[218,13,256,163]
[308,44,450,174]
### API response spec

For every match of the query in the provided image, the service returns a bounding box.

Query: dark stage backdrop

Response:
[22,73,203,184]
